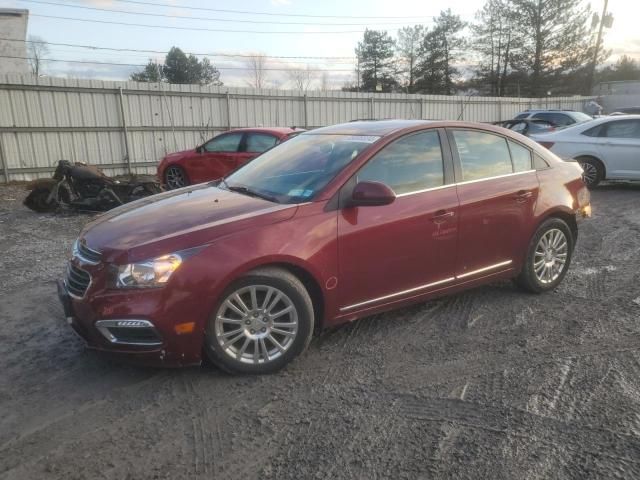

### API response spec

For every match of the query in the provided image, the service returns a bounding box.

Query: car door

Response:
[448,129,539,280]
[595,119,640,179]
[337,129,459,314]
[237,132,280,167]
[188,132,244,183]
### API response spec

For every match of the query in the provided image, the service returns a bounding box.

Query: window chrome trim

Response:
[339,260,514,312]
[339,277,456,312]
[456,260,513,279]
[455,170,536,187]
[395,183,455,198]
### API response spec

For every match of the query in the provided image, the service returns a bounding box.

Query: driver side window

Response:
[357,131,445,195]
[204,133,243,153]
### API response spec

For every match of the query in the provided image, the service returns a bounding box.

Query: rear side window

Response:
[515,113,529,119]
[534,154,550,169]
[358,131,444,195]
[452,130,513,181]
[245,133,278,153]
[508,140,532,172]
[603,120,640,139]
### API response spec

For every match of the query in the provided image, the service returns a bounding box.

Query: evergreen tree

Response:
[510,0,592,96]
[355,29,398,92]
[415,10,466,94]
[130,47,223,86]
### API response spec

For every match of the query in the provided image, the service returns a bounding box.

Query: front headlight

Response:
[116,253,183,288]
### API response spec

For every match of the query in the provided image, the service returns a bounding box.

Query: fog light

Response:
[174,322,195,335]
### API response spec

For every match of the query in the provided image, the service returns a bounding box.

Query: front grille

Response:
[76,240,102,264]
[66,263,91,298]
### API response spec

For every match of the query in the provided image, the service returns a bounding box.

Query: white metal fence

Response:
[0,75,592,182]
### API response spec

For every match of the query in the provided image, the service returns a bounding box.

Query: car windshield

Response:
[223,133,380,203]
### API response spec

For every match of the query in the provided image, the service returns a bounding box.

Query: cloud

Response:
[271,0,292,6]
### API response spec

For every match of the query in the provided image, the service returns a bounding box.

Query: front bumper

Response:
[57,277,204,367]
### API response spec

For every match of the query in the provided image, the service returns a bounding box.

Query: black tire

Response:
[576,156,604,188]
[23,187,58,212]
[204,267,314,374]
[515,218,574,294]
[164,165,189,190]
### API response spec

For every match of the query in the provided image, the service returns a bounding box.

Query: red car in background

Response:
[158,127,304,189]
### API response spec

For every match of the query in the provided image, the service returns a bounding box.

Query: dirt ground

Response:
[1,182,640,480]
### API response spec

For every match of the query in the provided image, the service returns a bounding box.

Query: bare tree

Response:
[287,65,316,91]
[245,53,268,89]
[27,36,49,76]
[320,71,330,91]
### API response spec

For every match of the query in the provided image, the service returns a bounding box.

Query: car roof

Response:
[305,119,436,136]
[224,127,305,136]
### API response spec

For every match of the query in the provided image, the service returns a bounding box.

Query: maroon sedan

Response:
[158,127,303,189]
[59,120,591,374]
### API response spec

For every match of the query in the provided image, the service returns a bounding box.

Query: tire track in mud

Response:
[396,395,640,472]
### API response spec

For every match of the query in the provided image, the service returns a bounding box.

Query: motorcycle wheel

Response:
[24,187,58,213]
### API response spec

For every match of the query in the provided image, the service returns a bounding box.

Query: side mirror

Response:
[349,181,396,207]
[196,145,203,154]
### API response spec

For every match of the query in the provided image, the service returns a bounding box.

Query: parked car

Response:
[514,109,593,127]
[493,119,557,136]
[609,107,640,115]
[158,127,304,189]
[58,120,590,374]
[530,115,640,187]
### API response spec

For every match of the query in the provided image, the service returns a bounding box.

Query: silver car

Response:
[530,115,640,187]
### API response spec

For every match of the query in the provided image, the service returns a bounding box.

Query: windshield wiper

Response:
[226,185,279,203]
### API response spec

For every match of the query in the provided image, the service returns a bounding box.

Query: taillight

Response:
[538,141,555,149]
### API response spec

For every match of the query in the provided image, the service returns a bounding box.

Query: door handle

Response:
[514,190,533,202]
[432,210,455,223]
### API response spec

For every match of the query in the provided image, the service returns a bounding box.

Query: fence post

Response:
[303,93,308,128]
[369,96,375,119]
[0,135,8,183]
[117,87,132,175]
[459,98,465,121]
[497,98,502,122]
[226,91,232,130]
[420,98,424,119]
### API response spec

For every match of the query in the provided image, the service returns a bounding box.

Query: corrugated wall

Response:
[0,75,591,182]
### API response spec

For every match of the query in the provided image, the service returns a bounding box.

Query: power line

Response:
[104,0,444,20]
[19,0,432,26]
[0,37,357,60]
[29,13,369,34]
[0,55,355,72]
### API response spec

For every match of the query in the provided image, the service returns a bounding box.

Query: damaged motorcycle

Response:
[24,160,162,213]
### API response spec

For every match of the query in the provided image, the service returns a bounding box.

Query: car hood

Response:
[81,184,297,263]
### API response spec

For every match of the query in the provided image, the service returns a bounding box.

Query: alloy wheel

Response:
[165,166,186,189]
[533,228,568,284]
[579,161,598,186]
[213,285,299,365]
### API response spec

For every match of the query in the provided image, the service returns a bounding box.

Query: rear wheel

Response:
[23,187,58,212]
[164,165,188,190]
[515,218,574,293]
[204,268,314,374]
[576,156,603,188]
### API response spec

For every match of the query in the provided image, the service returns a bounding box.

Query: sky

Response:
[3,0,640,88]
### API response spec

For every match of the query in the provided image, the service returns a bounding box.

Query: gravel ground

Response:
[1,182,640,480]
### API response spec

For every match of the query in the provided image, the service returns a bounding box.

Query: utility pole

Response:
[587,0,610,94]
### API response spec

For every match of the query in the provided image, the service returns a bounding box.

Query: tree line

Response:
[347,0,637,97]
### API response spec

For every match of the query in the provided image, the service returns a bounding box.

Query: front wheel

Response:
[515,218,574,293]
[204,268,314,374]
